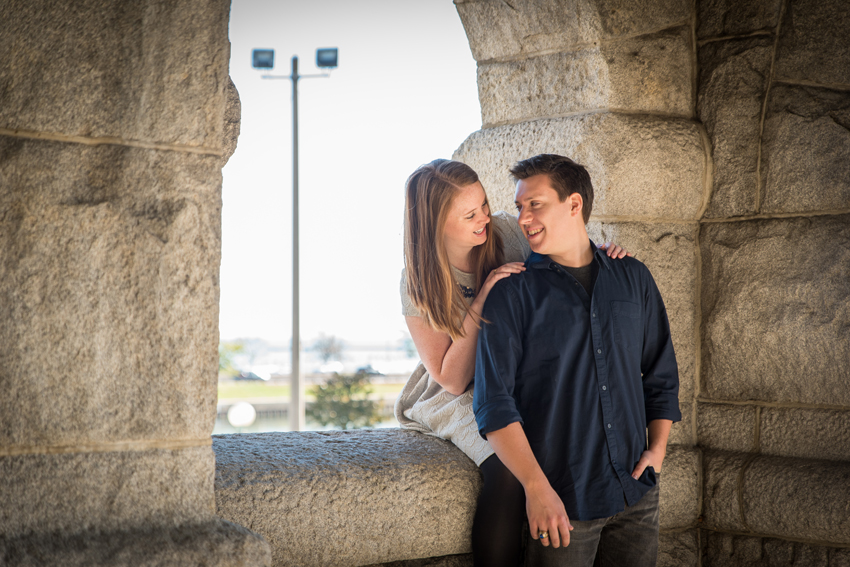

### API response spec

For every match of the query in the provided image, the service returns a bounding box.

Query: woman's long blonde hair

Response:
[404,159,504,340]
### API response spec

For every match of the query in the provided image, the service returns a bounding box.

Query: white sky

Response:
[220,0,481,347]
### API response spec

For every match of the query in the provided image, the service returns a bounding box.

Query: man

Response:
[473,154,680,566]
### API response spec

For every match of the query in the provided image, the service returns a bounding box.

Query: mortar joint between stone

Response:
[697,526,850,550]
[0,128,225,157]
[755,0,788,215]
[698,209,850,223]
[696,30,773,46]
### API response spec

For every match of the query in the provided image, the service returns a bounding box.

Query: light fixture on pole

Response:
[252,47,338,431]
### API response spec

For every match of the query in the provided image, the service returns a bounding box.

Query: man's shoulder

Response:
[603,253,653,279]
[488,255,552,301]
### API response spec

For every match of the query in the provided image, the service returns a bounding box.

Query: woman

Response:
[395,159,629,565]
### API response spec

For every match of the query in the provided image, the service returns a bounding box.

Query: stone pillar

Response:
[455,0,849,564]
[0,1,268,564]
[455,0,704,562]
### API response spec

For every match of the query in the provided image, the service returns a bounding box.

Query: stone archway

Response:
[2,0,849,565]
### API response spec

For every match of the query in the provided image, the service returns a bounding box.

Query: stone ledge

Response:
[703,451,850,545]
[214,430,481,567]
[0,518,270,567]
[214,430,700,567]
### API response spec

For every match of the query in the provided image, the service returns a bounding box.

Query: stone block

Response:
[703,531,848,566]
[0,0,230,148]
[478,26,692,126]
[587,222,697,400]
[702,450,749,532]
[659,446,701,529]
[0,446,214,538]
[0,519,271,567]
[760,407,850,462]
[658,529,700,567]
[743,457,850,544]
[697,0,782,38]
[453,114,706,220]
[700,215,850,405]
[697,37,773,218]
[214,430,482,567]
[761,84,850,214]
[775,0,850,86]
[456,0,692,62]
[0,136,221,446]
[703,452,850,545]
[669,401,695,446]
[697,403,757,453]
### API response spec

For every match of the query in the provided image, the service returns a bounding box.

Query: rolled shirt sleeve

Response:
[639,265,682,423]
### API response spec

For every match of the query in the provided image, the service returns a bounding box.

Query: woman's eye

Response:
[466,213,475,220]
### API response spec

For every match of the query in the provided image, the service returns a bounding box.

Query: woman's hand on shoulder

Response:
[475,262,526,307]
[598,242,633,259]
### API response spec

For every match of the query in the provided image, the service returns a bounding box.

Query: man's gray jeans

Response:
[525,482,660,567]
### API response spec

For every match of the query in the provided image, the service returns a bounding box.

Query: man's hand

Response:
[631,419,673,478]
[485,423,575,547]
[630,446,666,479]
[525,478,573,547]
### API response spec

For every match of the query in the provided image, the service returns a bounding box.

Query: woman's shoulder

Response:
[491,210,530,263]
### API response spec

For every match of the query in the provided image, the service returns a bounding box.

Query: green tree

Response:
[308,371,381,430]
[218,340,245,378]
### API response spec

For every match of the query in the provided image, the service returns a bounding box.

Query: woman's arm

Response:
[405,262,525,395]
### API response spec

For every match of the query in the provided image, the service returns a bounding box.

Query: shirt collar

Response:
[527,239,612,271]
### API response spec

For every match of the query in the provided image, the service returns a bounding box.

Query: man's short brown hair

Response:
[510,154,594,223]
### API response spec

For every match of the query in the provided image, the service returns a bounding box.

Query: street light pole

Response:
[290,55,303,432]
[253,47,337,432]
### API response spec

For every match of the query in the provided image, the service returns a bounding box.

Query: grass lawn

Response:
[218,381,404,400]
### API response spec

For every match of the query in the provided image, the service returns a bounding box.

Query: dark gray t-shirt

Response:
[561,261,598,297]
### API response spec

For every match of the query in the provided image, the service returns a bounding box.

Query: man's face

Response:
[514,174,582,262]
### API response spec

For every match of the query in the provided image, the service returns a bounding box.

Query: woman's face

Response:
[442,181,491,252]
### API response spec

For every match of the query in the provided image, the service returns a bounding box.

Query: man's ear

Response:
[569,193,583,217]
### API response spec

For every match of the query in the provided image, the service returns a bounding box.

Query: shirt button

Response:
[602,385,607,391]
[597,349,602,354]
[607,423,612,429]
[592,312,596,317]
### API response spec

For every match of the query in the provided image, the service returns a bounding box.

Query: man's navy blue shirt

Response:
[473,243,680,521]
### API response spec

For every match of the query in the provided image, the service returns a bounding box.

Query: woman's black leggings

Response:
[472,453,526,567]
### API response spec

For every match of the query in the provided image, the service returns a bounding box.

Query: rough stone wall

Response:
[0,1,268,565]
[454,0,850,565]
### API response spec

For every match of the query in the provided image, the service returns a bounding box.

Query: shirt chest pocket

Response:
[611,300,642,352]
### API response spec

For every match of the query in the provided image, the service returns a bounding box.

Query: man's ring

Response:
[538,531,549,539]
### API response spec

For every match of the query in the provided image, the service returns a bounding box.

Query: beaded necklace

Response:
[458,283,475,299]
